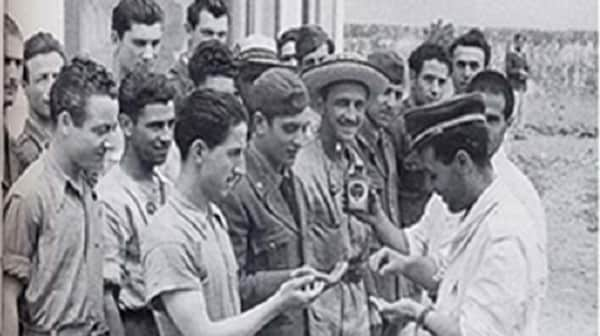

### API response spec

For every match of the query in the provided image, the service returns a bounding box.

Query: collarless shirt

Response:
[98,165,169,310]
[143,190,240,336]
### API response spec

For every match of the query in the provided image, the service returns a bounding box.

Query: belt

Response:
[22,320,108,336]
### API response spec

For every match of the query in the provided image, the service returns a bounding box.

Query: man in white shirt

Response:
[352,94,546,335]
[406,71,547,275]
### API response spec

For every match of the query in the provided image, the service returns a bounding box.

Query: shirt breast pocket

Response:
[251,232,297,270]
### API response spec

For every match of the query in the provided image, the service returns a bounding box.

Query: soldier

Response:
[220,68,346,336]
[99,70,175,336]
[14,32,66,175]
[295,53,388,335]
[3,57,118,336]
[142,89,327,336]
[357,50,416,335]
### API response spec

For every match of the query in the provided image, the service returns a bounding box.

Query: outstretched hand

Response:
[368,247,410,276]
[369,296,422,322]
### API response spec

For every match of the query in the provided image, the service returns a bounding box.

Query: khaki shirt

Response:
[97,165,169,310]
[293,139,373,336]
[3,151,106,333]
[14,117,51,177]
[142,191,240,336]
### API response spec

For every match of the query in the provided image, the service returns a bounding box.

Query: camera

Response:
[346,161,370,212]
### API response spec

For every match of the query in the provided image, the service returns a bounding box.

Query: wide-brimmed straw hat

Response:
[300,52,389,103]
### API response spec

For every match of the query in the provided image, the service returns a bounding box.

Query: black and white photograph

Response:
[1,0,597,335]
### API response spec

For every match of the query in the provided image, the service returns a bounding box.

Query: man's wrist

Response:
[415,305,434,326]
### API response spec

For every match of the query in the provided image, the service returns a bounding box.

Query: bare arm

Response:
[2,275,23,336]
[369,248,439,292]
[161,275,322,336]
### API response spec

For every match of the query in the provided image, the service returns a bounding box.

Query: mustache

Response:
[338,116,360,127]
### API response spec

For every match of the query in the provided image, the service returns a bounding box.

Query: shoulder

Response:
[486,184,536,241]
[14,135,42,163]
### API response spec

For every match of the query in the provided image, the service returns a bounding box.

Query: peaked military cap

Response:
[405,93,486,149]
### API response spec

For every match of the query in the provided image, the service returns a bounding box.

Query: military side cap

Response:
[253,67,309,116]
[367,50,406,84]
[405,93,486,149]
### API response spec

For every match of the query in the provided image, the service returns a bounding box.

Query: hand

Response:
[369,247,409,276]
[369,297,423,322]
[344,189,391,229]
[290,262,349,287]
[273,275,325,312]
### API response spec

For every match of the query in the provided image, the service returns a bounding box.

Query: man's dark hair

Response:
[295,24,334,62]
[50,57,117,126]
[175,89,247,160]
[408,43,452,75]
[189,40,237,86]
[112,0,164,39]
[277,27,299,57]
[23,32,66,83]
[186,0,228,29]
[119,69,175,121]
[466,70,515,120]
[4,14,22,39]
[419,121,489,167]
[449,28,491,67]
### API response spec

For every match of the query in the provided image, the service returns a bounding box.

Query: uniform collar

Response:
[245,144,286,197]
[23,117,51,147]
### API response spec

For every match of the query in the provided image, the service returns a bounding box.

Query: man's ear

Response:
[56,110,74,135]
[253,111,267,137]
[190,138,208,166]
[455,149,473,172]
[119,114,134,137]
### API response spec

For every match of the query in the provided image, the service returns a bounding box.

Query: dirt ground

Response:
[506,85,597,335]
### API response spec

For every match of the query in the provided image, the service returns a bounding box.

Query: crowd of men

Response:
[2,0,545,336]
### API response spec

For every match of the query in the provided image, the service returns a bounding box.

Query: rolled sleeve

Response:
[3,193,41,282]
[143,242,206,310]
[459,237,529,336]
[102,201,127,287]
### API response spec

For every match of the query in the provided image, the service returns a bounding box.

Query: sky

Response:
[345,0,598,31]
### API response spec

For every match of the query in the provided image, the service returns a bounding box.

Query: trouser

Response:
[120,308,160,336]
